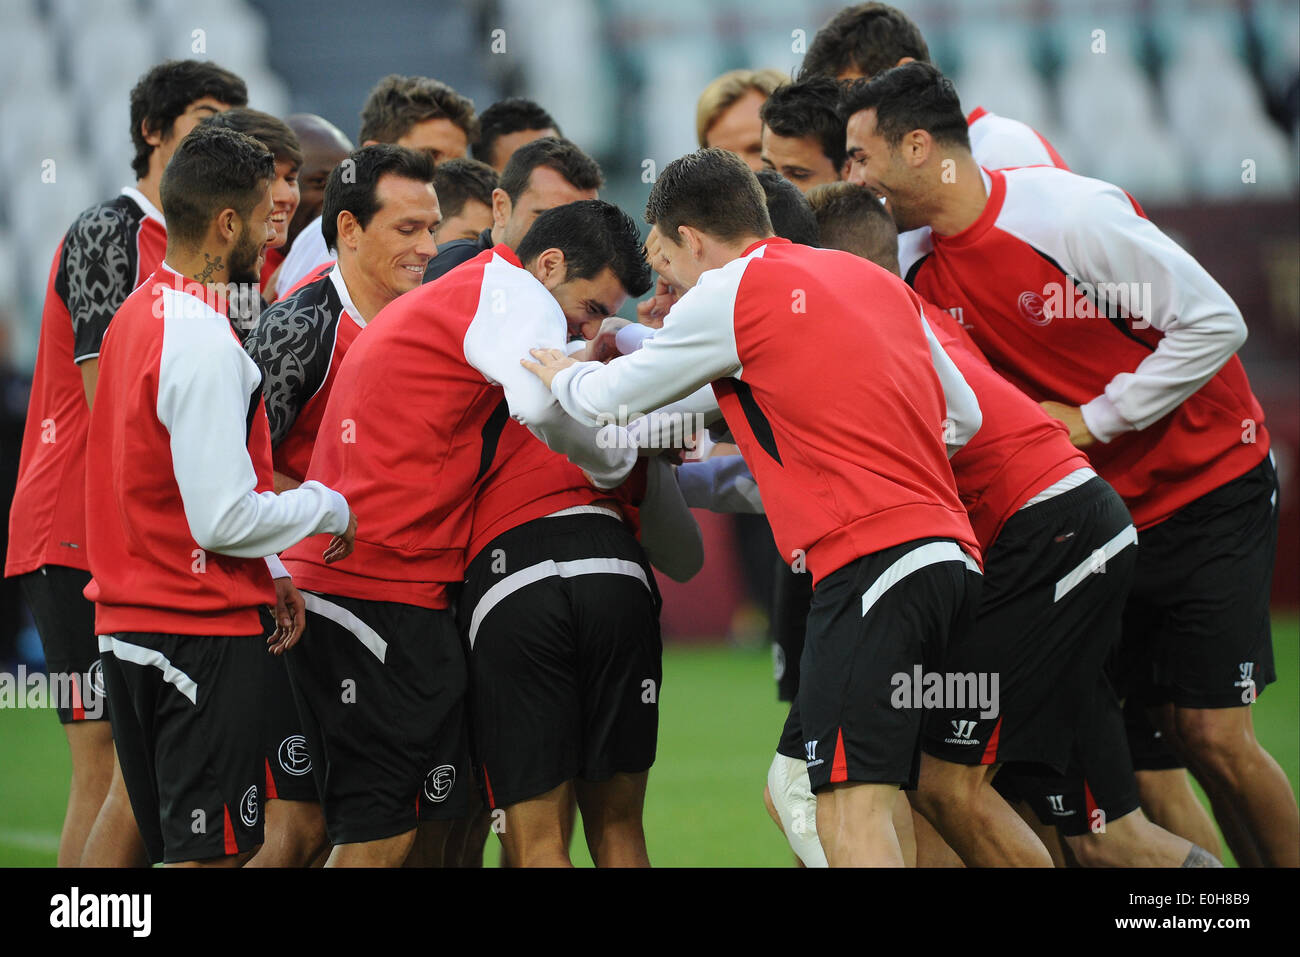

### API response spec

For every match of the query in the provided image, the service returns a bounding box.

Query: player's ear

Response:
[142,118,164,149]
[904,129,931,168]
[532,248,567,288]
[215,207,240,246]
[336,210,361,251]
[491,187,511,230]
[678,225,705,260]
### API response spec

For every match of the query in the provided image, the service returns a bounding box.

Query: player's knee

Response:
[1174,710,1252,777]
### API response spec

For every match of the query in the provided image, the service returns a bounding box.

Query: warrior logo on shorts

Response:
[240,785,259,827]
[423,765,456,803]
[1046,794,1069,815]
[277,735,312,776]
[87,659,105,698]
[944,720,981,745]
[804,740,823,769]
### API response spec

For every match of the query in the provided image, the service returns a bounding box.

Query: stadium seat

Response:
[1163,20,1297,197]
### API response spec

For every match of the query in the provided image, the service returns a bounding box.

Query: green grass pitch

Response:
[2,617,1295,867]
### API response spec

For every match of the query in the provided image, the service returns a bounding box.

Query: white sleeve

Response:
[921,316,982,455]
[550,264,745,428]
[624,385,724,451]
[462,267,635,488]
[676,455,765,514]
[156,329,350,558]
[1063,186,1248,443]
[615,322,656,355]
[969,112,1063,170]
[615,323,725,451]
[636,458,703,582]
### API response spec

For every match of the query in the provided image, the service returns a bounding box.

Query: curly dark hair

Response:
[129,59,248,179]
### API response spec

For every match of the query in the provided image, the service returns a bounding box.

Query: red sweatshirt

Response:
[7,188,166,577]
[281,246,635,608]
[904,166,1267,529]
[84,264,350,635]
[550,238,982,585]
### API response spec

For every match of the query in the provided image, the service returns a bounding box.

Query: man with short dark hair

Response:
[844,61,1297,867]
[278,199,649,867]
[771,180,1223,869]
[6,58,247,869]
[473,97,561,172]
[425,136,603,282]
[523,149,1029,867]
[243,144,440,867]
[202,109,304,308]
[759,76,848,192]
[800,3,1066,172]
[432,157,498,244]
[277,74,478,293]
[85,125,355,868]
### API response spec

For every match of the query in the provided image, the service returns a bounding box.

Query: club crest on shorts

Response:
[423,765,456,803]
[240,785,259,827]
[87,658,105,698]
[277,734,312,776]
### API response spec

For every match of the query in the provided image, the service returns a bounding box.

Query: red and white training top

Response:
[550,238,982,586]
[6,188,166,578]
[244,264,366,483]
[922,302,1092,551]
[281,245,635,609]
[84,264,351,636]
[903,166,1267,529]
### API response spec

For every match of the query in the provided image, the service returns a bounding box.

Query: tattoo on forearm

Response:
[195,253,223,284]
[1181,846,1222,867]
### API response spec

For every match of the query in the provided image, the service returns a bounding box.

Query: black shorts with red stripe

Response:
[797,537,982,793]
[285,591,470,846]
[993,667,1142,837]
[262,652,317,802]
[98,630,267,864]
[17,565,106,723]
[922,477,1137,771]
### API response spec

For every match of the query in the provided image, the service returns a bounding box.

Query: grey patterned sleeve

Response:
[244,296,333,447]
[66,206,137,362]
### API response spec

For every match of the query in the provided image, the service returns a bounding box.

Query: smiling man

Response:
[85,125,355,869]
[842,62,1297,868]
[6,59,248,870]
[202,109,304,310]
[276,74,478,293]
[277,199,648,867]
[242,144,439,866]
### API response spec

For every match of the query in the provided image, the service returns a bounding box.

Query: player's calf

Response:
[576,771,650,867]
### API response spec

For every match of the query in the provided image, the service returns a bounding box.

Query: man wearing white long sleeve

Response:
[844,61,1296,867]
[524,149,1073,867]
[84,126,356,867]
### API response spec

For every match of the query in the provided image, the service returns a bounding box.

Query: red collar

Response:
[932,168,1005,248]
[742,236,789,256]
